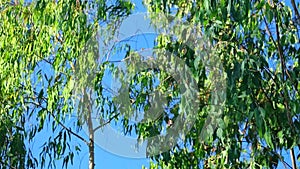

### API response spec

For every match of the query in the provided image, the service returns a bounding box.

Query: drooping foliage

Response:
[0,0,132,168]
[115,0,300,168]
[1,0,300,168]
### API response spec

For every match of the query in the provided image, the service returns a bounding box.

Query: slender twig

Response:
[291,0,300,22]
[274,9,293,125]
[93,113,120,132]
[263,12,297,91]
[279,155,293,169]
[260,144,293,169]
[50,111,89,145]
[24,101,89,145]
[274,8,297,169]
[263,14,292,84]
[263,16,277,49]
[274,13,292,81]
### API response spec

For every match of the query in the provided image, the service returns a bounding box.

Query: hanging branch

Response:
[93,113,120,132]
[291,0,300,22]
[24,100,89,145]
[274,7,297,169]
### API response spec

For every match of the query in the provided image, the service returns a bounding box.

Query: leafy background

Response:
[0,0,299,169]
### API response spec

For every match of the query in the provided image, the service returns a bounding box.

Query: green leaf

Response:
[204,0,209,11]
[216,128,223,138]
[265,5,274,23]
[75,146,81,151]
[264,130,274,149]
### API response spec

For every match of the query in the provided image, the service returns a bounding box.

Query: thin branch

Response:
[24,101,89,145]
[274,9,297,169]
[263,14,293,84]
[93,113,120,132]
[279,155,293,169]
[24,88,91,145]
[49,111,89,145]
[107,60,124,63]
[274,9,294,125]
[291,0,300,22]
[264,9,297,91]
[263,16,277,49]
[260,144,293,169]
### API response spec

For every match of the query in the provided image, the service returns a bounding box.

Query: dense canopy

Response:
[0,0,299,169]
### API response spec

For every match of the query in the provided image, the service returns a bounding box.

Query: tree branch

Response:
[275,9,297,169]
[263,16,277,49]
[93,113,120,132]
[264,9,297,91]
[274,9,294,125]
[49,110,90,145]
[24,101,89,145]
[291,0,300,22]
[260,144,293,169]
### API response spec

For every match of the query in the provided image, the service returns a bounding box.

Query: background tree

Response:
[1,0,300,169]
[126,0,299,168]
[0,0,132,168]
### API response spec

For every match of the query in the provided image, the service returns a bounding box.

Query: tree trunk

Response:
[290,148,297,169]
[88,108,95,169]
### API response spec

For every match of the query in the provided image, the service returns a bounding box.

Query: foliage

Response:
[1,0,300,168]
[0,0,132,168]
[113,0,300,168]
